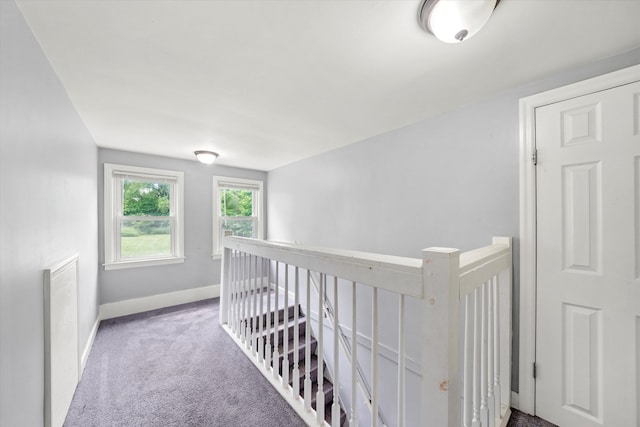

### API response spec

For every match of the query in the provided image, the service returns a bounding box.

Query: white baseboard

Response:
[80,316,100,376]
[99,284,220,320]
[511,391,520,410]
[500,408,512,427]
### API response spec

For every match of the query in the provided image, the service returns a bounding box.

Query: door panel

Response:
[536,80,640,427]
[562,161,601,273]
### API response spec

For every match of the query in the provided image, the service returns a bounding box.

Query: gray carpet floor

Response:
[64,298,307,427]
[507,409,557,427]
[66,297,555,427]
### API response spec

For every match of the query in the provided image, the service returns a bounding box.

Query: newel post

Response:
[422,247,461,427]
[219,246,232,325]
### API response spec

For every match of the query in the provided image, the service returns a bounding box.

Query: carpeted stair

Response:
[249,298,347,426]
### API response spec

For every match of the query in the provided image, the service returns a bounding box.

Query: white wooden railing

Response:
[219,236,512,427]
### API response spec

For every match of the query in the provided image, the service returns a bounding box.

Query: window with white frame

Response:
[213,176,263,257]
[104,163,184,270]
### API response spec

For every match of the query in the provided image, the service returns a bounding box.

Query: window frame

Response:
[104,163,185,270]
[212,176,264,259]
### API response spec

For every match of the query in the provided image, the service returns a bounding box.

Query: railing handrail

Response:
[224,236,423,298]
[224,236,511,300]
[459,237,512,296]
[459,244,510,273]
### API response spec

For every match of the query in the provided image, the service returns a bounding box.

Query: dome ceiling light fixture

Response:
[418,0,498,43]
[194,150,219,165]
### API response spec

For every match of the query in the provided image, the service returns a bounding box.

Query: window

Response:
[104,163,184,270]
[213,176,263,257]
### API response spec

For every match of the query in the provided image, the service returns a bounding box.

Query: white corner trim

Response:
[100,284,220,320]
[518,63,640,416]
[80,315,101,376]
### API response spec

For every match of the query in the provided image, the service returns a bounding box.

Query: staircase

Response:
[248,292,347,426]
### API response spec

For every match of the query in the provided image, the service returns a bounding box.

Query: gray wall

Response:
[98,149,267,304]
[267,46,640,399]
[0,2,99,425]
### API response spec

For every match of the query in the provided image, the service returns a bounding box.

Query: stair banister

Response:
[219,236,512,427]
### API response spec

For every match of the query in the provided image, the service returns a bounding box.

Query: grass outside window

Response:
[121,234,171,258]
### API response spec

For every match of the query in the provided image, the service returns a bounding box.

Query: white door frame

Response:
[517,63,640,415]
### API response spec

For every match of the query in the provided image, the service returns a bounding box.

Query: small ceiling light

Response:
[194,150,218,165]
[419,0,498,43]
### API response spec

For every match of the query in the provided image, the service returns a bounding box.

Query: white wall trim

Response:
[100,284,220,320]
[307,311,422,376]
[518,63,640,416]
[80,316,100,376]
[511,391,520,411]
[281,281,422,376]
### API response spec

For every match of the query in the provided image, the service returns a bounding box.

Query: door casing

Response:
[517,63,640,415]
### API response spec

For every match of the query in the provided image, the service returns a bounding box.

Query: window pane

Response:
[220,188,253,217]
[221,218,255,238]
[122,179,171,217]
[120,219,172,259]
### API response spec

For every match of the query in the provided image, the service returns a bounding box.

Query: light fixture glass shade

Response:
[194,150,218,164]
[419,0,497,43]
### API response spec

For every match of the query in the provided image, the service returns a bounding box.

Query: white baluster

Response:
[397,293,405,427]
[304,270,312,411]
[472,288,481,427]
[236,251,243,337]
[492,275,501,420]
[244,253,251,349]
[229,250,236,334]
[233,251,240,334]
[240,252,247,342]
[487,277,496,426]
[292,267,300,398]
[316,273,325,424]
[372,287,379,427]
[282,264,290,387]
[350,281,357,427]
[251,255,258,355]
[463,293,473,427]
[257,256,264,363]
[273,262,280,381]
[332,276,340,427]
[481,282,489,427]
[236,251,243,339]
[265,259,272,371]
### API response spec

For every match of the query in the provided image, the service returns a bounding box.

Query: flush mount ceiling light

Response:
[194,150,219,165]
[419,0,498,43]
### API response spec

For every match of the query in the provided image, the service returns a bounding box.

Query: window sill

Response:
[104,257,185,271]
[211,253,222,261]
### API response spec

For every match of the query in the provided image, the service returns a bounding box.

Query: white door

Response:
[535,80,640,426]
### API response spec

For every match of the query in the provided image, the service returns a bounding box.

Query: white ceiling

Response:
[16,0,640,171]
